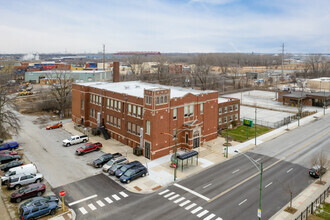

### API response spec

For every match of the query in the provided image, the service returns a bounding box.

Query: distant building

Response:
[278,90,330,107]
[306,77,330,92]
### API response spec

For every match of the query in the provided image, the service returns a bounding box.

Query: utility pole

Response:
[281,43,284,79]
[103,44,105,71]
[324,90,326,115]
[255,107,257,145]
[226,119,229,158]
[259,162,263,220]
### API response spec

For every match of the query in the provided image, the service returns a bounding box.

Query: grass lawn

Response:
[223,125,273,142]
[314,203,330,220]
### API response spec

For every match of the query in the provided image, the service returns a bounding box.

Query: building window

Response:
[200,103,204,114]
[235,104,238,110]
[137,125,141,136]
[148,97,152,104]
[184,106,188,117]
[224,107,227,113]
[93,109,95,117]
[173,108,177,120]
[219,107,222,114]
[93,95,95,103]
[230,115,233,121]
[99,96,102,105]
[90,94,92,103]
[107,115,109,124]
[114,100,117,110]
[128,122,131,132]
[111,99,113,109]
[164,96,167,103]
[173,129,177,139]
[190,105,194,116]
[128,104,131,115]
[218,118,222,124]
[114,117,117,126]
[146,121,150,135]
[224,116,227,123]
[230,105,233,112]
[235,114,238,120]
[156,97,159,104]
[137,106,141,117]
[118,101,121,111]
[160,96,163,104]
[81,100,84,110]
[118,119,121,128]
[132,124,136,134]
[110,116,113,125]
[90,109,92,117]
[107,99,109,108]
[133,105,136,116]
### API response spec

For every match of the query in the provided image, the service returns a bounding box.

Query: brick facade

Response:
[217,98,240,132]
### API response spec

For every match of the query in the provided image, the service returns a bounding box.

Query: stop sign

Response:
[59,190,66,197]
[173,163,176,168]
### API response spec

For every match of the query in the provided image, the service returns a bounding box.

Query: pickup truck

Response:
[62,135,88,147]
[0,142,19,151]
[75,142,102,155]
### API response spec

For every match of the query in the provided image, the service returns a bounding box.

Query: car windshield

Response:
[18,187,28,193]
[120,166,128,172]
[82,144,91,149]
[5,171,12,176]
[67,138,73,141]
[106,160,114,166]
[123,169,135,177]
[110,164,119,171]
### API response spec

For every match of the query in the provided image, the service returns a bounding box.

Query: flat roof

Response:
[28,70,106,74]
[77,81,216,98]
[218,97,238,103]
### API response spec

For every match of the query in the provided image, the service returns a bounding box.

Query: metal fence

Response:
[241,116,294,129]
[294,186,330,220]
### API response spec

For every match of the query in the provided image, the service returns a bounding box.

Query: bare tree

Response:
[126,55,145,75]
[191,54,215,90]
[282,181,296,211]
[311,152,329,183]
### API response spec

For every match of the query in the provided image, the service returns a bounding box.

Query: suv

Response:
[109,164,125,176]
[309,165,327,178]
[0,141,19,151]
[115,161,142,178]
[120,165,148,183]
[19,196,59,220]
[8,173,44,190]
[102,156,128,172]
[93,153,122,168]
[11,183,46,203]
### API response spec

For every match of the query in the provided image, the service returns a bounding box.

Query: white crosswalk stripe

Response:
[174,197,185,204]
[215,218,223,220]
[104,197,113,204]
[191,206,203,214]
[164,192,175,198]
[158,189,169,195]
[79,207,88,215]
[96,200,105,207]
[119,191,129,198]
[197,210,209,218]
[179,200,191,207]
[112,194,121,201]
[204,213,216,220]
[185,203,197,210]
[88,203,97,211]
[168,194,180,200]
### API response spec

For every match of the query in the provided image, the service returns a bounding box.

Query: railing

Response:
[294,186,330,220]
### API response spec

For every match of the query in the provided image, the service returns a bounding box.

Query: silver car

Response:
[7,173,43,190]
[102,156,128,173]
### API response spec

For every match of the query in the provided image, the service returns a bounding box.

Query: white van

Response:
[1,164,37,185]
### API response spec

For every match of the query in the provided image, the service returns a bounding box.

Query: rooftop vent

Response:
[124,86,130,89]
[135,85,140,88]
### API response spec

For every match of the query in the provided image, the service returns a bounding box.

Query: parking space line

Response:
[179,200,191,207]
[232,169,240,174]
[203,213,216,220]
[174,183,210,201]
[287,168,293,173]
[197,210,209,218]
[88,203,97,211]
[185,203,197,210]
[68,194,97,206]
[104,197,113,204]
[203,183,212,189]
[112,194,121,201]
[174,197,185,204]
[238,199,247,206]
[191,206,203,214]
[79,207,88,215]
[164,192,175,198]
[265,182,273,188]
[158,189,169,195]
[169,194,180,200]
[96,200,105,207]
[119,191,129,198]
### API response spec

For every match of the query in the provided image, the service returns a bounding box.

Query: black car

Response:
[115,161,142,178]
[92,153,122,168]
[0,160,24,172]
[0,155,21,165]
[309,165,327,178]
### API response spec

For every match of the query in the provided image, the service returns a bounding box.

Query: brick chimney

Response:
[113,62,120,82]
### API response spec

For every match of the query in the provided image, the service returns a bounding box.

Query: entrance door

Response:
[193,131,200,148]
[144,141,151,159]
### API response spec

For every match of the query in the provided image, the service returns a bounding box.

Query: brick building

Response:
[217,98,240,131]
[72,81,239,160]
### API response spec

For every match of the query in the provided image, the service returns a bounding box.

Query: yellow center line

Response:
[208,130,329,202]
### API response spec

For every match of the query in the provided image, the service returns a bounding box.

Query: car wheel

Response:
[37,191,42,196]
[50,209,56,215]
[66,143,70,147]
[50,128,52,130]
[35,179,41,183]
[142,173,146,177]
[96,148,100,151]
[16,197,22,203]
[83,139,87,143]
[2,180,8,185]
[127,179,131,183]
[14,184,21,190]
[27,218,35,220]
[98,165,102,168]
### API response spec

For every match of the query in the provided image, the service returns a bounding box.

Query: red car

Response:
[46,122,63,130]
[75,142,102,155]
[0,150,18,156]
[10,183,46,203]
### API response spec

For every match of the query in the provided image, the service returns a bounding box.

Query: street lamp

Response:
[161,128,191,181]
[234,150,263,220]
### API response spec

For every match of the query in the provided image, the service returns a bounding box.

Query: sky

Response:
[0,0,329,54]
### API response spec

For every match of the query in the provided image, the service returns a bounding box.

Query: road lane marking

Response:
[158,189,169,195]
[185,203,197,210]
[174,183,210,201]
[179,200,191,207]
[232,169,240,174]
[174,197,185,204]
[79,207,88,215]
[203,183,212,189]
[197,210,209,218]
[215,218,223,220]
[169,194,180,200]
[88,203,97,211]
[265,182,273,188]
[204,213,216,220]
[96,200,105,207]
[119,191,128,198]
[112,194,121,201]
[287,168,293,173]
[104,197,113,204]
[209,131,329,202]
[68,194,97,206]
[164,192,175,198]
[238,199,247,206]
[191,206,203,214]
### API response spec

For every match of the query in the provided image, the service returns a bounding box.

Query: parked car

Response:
[115,161,142,178]
[19,196,59,220]
[76,142,102,155]
[309,165,327,178]
[62,135,89,147]
[2,164,38,185]
[0,155,21,165]
[93,153,122,168]
[109,164,125,176]
[0,150,18,156]
[46,122,63,130]
[0,160,24,172]
[0,138,3,143]
[0,141,19,151]
[11,183,46,203]
[102,156,128,173]
[8,173,44,190]
[120,165,148,183]
[18,91,33,96]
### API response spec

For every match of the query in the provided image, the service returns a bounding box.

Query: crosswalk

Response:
[158,189,223,220]
[75,191,129,215]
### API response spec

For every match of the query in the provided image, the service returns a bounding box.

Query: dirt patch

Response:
[284,206,297,214]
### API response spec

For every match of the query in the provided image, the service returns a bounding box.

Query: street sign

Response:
[243,119,253,127]
[59,190,66,197]
[173,163,176,168]
[257,209,261,218]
